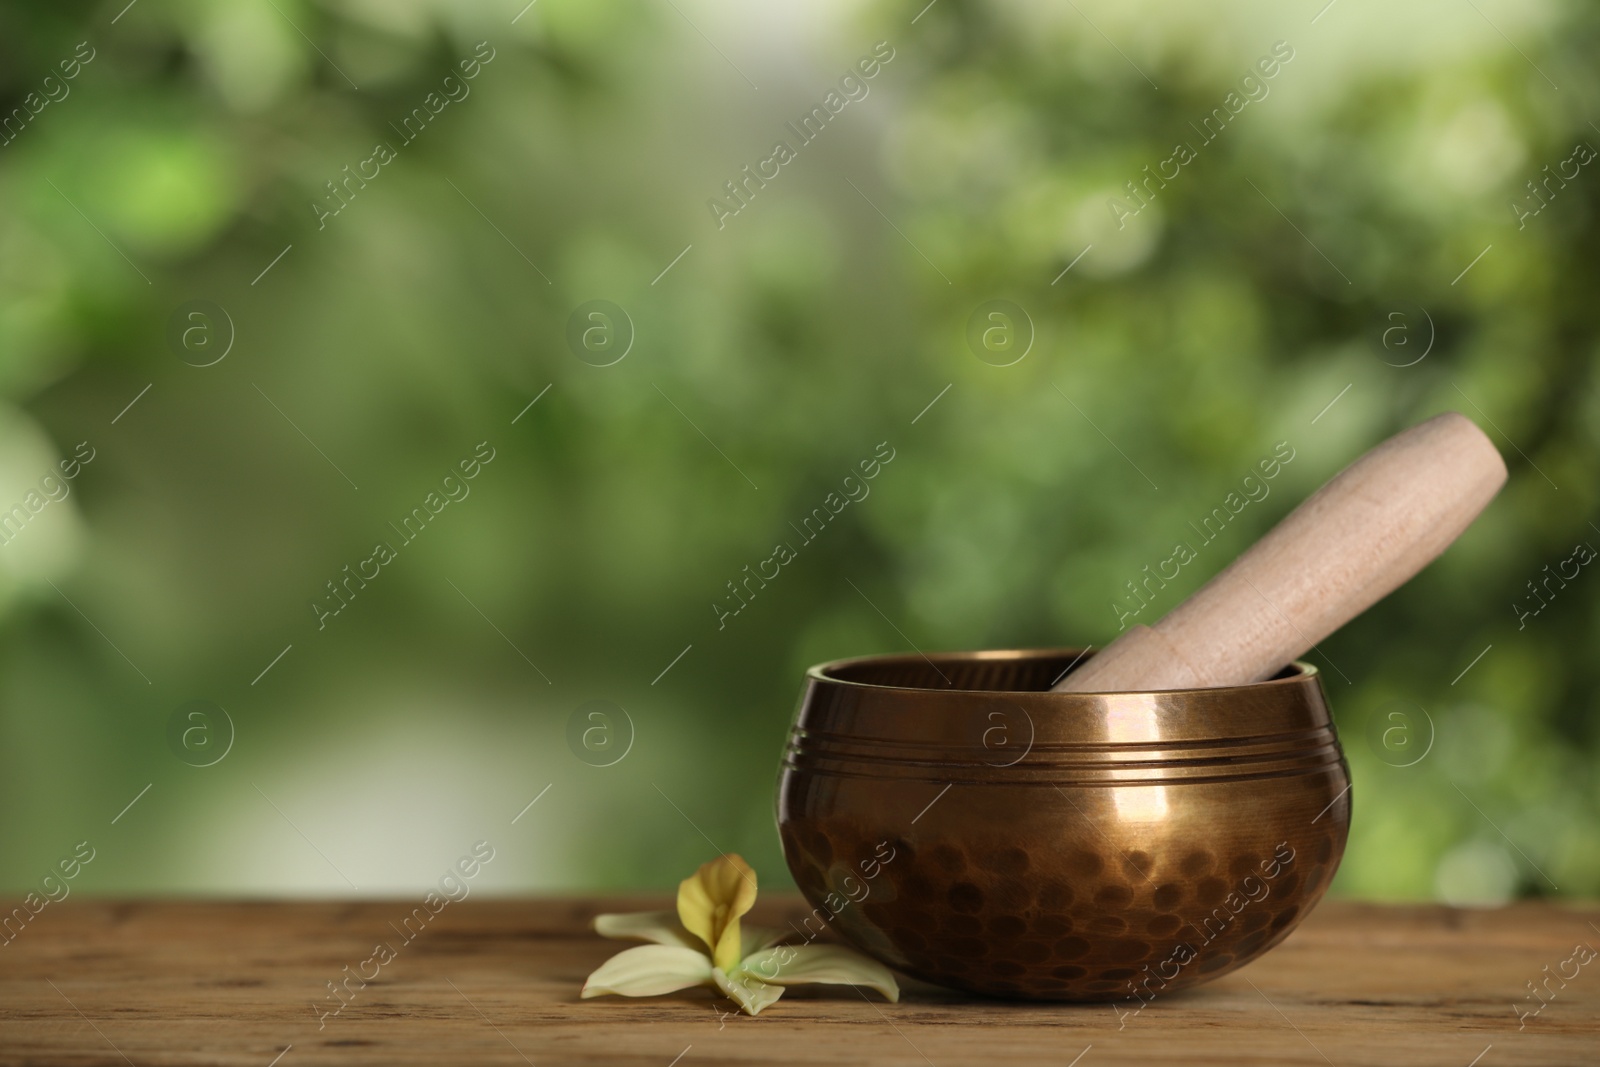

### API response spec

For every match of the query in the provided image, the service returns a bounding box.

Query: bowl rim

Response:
[805,646,1320,697]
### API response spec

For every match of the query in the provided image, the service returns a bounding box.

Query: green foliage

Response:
[0,0,1595,902]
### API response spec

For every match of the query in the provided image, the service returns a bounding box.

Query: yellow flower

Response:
[678,852,757,970]
[581,853,899,1016]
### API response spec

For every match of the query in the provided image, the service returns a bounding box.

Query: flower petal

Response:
[581,945,715,999]
[742,925,791,954]
[593,911,701,949]
[738,944,900,1003]
[714,968,786,1016]
[677,854,757,971]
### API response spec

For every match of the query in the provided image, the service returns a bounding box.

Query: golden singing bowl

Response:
[775,648,1351,1002]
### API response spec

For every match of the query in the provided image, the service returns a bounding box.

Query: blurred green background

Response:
[0,0,1595,903]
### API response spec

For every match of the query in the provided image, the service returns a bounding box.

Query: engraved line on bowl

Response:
[785,759,1347,788]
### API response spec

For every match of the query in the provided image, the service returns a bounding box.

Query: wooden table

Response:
[1,897,1596,1066]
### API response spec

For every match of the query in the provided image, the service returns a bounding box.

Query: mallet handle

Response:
[1055,412,1507,692]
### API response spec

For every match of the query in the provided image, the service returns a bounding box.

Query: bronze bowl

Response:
[776,648,1350,1003]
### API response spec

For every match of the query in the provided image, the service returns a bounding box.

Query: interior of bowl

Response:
[815,648,1307,694]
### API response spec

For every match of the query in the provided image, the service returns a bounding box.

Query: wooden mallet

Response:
[1054,411,1508,693]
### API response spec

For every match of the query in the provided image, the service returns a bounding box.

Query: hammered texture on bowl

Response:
[776,648,1351,1003]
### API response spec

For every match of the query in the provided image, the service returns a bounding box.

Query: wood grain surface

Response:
[1,896,1596,1066]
